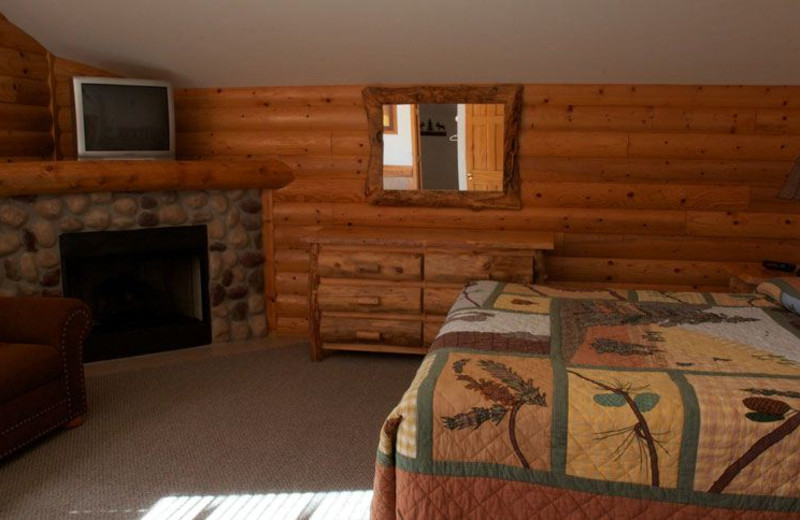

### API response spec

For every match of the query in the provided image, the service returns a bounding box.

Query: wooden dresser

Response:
[304,227,555,360]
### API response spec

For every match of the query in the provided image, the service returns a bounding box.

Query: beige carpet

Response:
[0,341,421,519]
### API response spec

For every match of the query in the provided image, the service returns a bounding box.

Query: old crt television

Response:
[72,77,175,159]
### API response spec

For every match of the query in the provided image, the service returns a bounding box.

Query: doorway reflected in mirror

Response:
[382,103,504,191]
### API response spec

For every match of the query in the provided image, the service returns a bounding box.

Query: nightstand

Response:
[725,264,783,293]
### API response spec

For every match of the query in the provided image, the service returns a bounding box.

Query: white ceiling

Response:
[2,0,800,88]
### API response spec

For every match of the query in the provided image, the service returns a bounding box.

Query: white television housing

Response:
[72,77,175,160]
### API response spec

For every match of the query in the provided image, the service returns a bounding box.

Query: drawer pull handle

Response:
[356,296,381,306]
[356,330,382,341]
[356,263,382,274]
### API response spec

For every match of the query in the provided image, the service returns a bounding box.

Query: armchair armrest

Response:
[0,297,92,418]
[0,297,91,350]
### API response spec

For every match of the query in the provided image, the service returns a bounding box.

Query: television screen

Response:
[74,77,175,159]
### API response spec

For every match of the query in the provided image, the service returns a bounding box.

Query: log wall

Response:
[4,12,800,335]
[52,57,118,159]
[0,13,54,161]
[0,13,118,160]
[172,84,800,334]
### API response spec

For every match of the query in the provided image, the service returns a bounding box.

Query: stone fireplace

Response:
[0,188,268,354]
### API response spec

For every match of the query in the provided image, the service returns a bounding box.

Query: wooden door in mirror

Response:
[363,85,523,210]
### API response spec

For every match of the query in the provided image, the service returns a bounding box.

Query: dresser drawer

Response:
[425,253,533,283]
[318,285,421,314]
[318,250,422,281]
[424,286,464,315]
[320,316,422,347]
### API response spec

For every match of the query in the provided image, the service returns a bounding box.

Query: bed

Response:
[371,280,800,519]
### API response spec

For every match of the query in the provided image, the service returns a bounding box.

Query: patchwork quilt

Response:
[372,281,800,519]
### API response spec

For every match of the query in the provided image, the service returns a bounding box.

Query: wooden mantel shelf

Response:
[0,159,294,196]
[305,226,556,251]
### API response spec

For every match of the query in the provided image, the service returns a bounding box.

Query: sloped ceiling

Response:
[2,0,800,88]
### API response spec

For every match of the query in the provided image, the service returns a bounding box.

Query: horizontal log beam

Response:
[525,105,758,134]
[327,203,688,235]
[0,130,53,157]
[558,233,800,262]
[519,157,791,187]
[176,131,333,156]
[520,181,750,210]
[0,74,49,105]
[0,102,53,132]
[0,159,294,196]
[174,85,363,109]
[523,84,800,108]
[275,248,311,272]
[0,47,49,80]
[176,105,367,132]
[547,256,733,286]
[628,132,800,161]
[273,175,365,203]
[687,210,800,239]
[756,109,800,135]
[276,316,309,334]
[519,130,629,158]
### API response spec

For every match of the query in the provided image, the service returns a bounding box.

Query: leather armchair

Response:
[0,297,91,460]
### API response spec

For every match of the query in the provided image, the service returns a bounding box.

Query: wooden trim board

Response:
[0,159,294,196]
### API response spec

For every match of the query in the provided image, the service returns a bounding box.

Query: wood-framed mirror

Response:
[363,84,523,210]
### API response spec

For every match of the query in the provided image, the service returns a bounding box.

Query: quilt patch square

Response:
[560,300,800,375]
[565,368,684,488]
[432,352,554,471]
[687,374,800,497]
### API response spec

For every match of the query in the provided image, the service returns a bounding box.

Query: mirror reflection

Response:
[382,103,504,192]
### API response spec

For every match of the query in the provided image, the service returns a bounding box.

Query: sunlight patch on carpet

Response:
[139,491,372,519]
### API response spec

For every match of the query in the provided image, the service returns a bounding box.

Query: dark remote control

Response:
[762,260,796,272]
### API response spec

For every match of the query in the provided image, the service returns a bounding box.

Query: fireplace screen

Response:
[60,226,211,362]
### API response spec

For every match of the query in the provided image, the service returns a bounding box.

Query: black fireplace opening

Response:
[60,226,211,362]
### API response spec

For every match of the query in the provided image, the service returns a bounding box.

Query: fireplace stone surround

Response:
[0,188,268,345]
